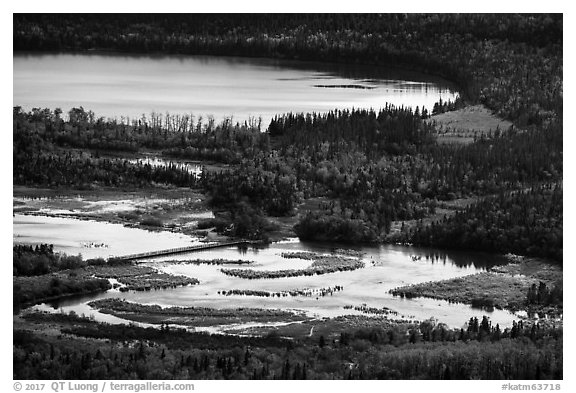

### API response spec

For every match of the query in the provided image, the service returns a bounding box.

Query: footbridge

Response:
[117,240,258,261]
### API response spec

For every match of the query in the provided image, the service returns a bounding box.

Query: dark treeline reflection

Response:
[376,244,507,270]
[420,251,496,270]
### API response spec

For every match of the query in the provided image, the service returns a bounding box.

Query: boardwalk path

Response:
[118,240,257,261]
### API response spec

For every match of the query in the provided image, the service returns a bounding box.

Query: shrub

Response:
[140,217,163,227]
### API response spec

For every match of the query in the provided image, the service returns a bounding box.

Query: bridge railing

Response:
[117,240,255,261]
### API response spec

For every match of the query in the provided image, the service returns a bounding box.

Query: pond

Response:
[13,53,458,126]
[15,214,519,330]
[13,214,201,260]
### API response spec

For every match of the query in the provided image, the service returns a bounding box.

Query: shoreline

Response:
[12,176,562,331]
[14,194,559,262]
[389,257,563,323]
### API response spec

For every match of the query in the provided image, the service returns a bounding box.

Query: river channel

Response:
[14,214,520,330]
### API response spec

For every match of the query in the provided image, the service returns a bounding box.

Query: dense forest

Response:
[14,103,562,259]
[14,244,82,276]
[13,13,564,382]
[409,185,562,261]
[13,14,563,262]
[14,313,562,379]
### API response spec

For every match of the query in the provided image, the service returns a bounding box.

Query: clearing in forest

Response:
[431,105,514,144]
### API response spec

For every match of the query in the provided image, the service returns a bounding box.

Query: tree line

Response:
[14,243,86,276]
[14,14,562,126]
[13,14,562,261]
[14,312,562,379]
[13,103,563,260]
[14,106,268,164]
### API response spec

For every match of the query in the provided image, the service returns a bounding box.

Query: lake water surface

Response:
[14,53,458,126]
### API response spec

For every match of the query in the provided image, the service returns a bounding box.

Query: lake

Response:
[13,53,458,126]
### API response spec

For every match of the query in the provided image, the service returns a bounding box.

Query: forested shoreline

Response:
[13,14,563,261]
[13,13,563,381]
[14,14,562,126]
[13,102,562,260]
[14,312,562,379]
